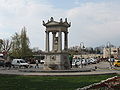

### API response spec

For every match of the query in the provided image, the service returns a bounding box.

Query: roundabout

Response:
[0,61,119,76]
[0,67,117,76]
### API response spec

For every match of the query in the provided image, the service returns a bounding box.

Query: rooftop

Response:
[43,17,71,28]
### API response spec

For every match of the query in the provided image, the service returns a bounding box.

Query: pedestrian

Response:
[69,54,73,68]
[95,66,97,69]
[35,59,39,68]
[4,60,11,70]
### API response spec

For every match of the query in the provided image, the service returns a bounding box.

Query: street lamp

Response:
[80,42,85,68]
[106,41,112,69]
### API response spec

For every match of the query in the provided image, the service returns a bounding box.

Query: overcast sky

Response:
[0,0,120,50]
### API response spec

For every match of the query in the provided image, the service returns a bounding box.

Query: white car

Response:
[108,58,115,62]
[72,59,87,66]
[81,59,88,65]
[89,58,97,64]
[40,60,45,64]
[11,59,29,68]
[72,59,81,66]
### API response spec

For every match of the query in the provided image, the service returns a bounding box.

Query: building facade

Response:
[103,47,120,58]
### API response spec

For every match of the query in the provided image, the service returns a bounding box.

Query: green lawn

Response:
[0,74,117,90]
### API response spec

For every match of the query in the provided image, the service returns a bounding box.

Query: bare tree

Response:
[1,39,12,60]
[0,39,3,52]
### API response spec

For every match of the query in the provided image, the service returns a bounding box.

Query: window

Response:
[20,60,25,63]
[17,61,20,63]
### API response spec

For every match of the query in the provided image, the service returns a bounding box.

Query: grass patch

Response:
[0,74,118,90]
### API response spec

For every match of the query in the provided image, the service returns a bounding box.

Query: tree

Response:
[11,33,21,58]
[0,39,3,52]
[20,27,32,58]
[94,47,100,54]
[1,39,12,60]
[11,27,32,59]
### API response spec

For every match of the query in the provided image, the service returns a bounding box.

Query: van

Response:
[11,59,29,68]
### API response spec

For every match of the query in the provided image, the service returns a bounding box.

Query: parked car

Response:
[86,59,91,64]
[11,59,29,68]
[108,58,115,62]
[82,59,89,65]
[0,60,5,67]
[40,60,45,64]
[72,59,81,67]
[72,58,88,67]
[89,58,97,64]
[114,60,120,67]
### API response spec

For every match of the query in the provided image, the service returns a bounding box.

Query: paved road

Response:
[77,61,120,70]
[0,61,120,76]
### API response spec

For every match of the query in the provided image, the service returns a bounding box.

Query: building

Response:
[103,47,120,58]
[74,54,103,59]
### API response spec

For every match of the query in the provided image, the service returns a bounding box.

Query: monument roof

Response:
[43,17,71,27]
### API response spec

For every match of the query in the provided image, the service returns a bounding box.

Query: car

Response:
[72,58,88,67]
[89,58,97,64]
[0,60,5,67]
[108,58,115,62]
[11,59,29,68]
[72,59,81,67]
[82,59,88,65]
[113,60,120,67]
[40,60,45,64]
[86,59,91,64]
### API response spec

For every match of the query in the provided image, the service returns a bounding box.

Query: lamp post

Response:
[80,42,85,68]
[106,41,112,69]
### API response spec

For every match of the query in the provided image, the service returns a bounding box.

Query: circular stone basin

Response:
[19,68,92,73]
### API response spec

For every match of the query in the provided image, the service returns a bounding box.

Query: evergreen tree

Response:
[20,27,32,58]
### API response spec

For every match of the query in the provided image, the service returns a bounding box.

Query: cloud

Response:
[74,0,80,5]
[0,0,66,49]
[0,0,120,50]
[67,2,120,47]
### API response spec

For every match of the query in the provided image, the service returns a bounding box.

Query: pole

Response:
[107,42,112,69]
[80,42,85,68]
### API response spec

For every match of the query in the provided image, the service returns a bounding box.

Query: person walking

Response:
[69,54,73,68]
[35,59,39,68]
[4,60,11,70]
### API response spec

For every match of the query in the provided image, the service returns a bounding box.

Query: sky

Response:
[0,0,120,50]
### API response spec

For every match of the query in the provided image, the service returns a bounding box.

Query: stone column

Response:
[64,32,68,50]
[52,32,56,51]
[45,31,49,52]
[58,31,62,52]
